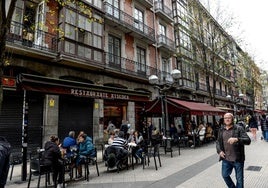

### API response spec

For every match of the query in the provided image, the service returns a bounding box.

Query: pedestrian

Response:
[0,137,11,188]
[260,114,267,140]
[216,113,251,188]
[249,114,258,141]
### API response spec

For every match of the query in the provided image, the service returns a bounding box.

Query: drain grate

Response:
[246,166,262,171]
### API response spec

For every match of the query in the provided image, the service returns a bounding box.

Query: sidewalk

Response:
[5,130,268,188]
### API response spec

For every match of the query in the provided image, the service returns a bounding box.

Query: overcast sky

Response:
[200,0,268,71]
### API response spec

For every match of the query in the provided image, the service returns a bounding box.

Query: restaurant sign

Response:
[16,74,149,102]
[71,89,130,100]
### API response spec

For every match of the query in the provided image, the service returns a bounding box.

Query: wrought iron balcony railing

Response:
[104,52,159,79]
[7,21,57,53]
[154,1,173,22]
[104,2,155,42]
[157,34,175,52]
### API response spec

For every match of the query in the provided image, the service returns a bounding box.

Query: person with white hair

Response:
[216,113,251,188]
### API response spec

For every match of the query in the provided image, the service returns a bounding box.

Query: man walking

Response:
[216,113,251,188]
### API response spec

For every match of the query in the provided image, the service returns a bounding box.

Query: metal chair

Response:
[142,143,162,170]
[9,152,22,180]
[27,151,53,188]
[84,147,100,181]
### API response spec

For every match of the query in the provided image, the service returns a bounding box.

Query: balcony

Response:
[154,1,174,23]
[104,52,159,80]
[104,2,155,44]
[134,0,153,8]
[6,21,57,60]
[157,35,175,54]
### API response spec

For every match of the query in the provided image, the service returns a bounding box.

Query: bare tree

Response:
[188,0,240,106]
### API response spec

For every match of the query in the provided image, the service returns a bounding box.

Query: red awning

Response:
[167,98,225,116]
[145,97,225,116]
[145,98,188,115]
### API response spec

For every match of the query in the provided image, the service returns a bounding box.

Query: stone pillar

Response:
[127,101,135,130]
[93,99,104,145]
[43,95,59,146]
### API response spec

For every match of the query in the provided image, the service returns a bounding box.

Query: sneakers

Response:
[57,183,67,188]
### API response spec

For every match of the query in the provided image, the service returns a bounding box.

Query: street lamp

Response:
[226,93,244,122]
[148,69,181,136]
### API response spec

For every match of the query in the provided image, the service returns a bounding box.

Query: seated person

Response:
[127,129,135,143]
[75,133,95,179]
[111,131,129,163]
[62,131,77,157]
[43,135,65,188]
[108,131,115,145]
[132,131,144,163]
[107,121,116,134]
[205,123,214,141]
[197,123,206,142]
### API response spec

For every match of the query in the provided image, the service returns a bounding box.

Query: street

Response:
[5,130,268,188]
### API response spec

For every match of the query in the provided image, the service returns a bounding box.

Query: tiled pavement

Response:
[5,129,268,188]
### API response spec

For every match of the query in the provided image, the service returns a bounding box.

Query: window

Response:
[34,1,46,46]
[137,47,146,72]
[107,0,119,18]
[159,24,166,43]
[134,8,144,32]
[108,35,121,65]
[10,0,24,35]
[162,58,171,81]
[62,5,103,62]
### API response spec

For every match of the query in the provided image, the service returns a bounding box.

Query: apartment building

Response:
[172,0,263,121]
[0,0,262,151]
[1,0,177,151]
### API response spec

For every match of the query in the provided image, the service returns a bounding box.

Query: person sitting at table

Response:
[75,133,95,180]
[132,131,144,164]
[111,131,129,167]
[62,131,77,157]
[127,129,135,143]
[108,131,115,145]
[197,123,206,144]
[43,135,65,188]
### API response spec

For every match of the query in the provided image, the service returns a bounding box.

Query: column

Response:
[127,101,135,130]
[43,95,59,145]
[93,99,104,144]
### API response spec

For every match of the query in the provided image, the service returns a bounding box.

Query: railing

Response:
[154,1,173,19]
[7,21,57,53]
[104,52,159,79]
[104,2,155,42]
[158,34,175,51]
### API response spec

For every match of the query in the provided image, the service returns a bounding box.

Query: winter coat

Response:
[216,124,251,162]
[78,136,95,157]
[43,141,62,166]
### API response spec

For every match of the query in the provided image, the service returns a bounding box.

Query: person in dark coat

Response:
[43,136,65,188]
[0,137,11,188]
[216,113,251,188]
[249,115,258,140]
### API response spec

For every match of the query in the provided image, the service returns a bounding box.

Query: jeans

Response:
[222,160,244,188]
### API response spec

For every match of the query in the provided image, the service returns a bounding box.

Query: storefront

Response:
[13,73,150,148]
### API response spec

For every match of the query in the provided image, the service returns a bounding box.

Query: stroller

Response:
[103,146,129,172]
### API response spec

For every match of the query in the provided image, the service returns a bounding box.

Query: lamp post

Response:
[226,93,244,123]
[148,69,181,136]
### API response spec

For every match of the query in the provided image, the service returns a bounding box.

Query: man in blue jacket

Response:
[62,131,77,157]
[76,133,95,179]
[216,113,251,188]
